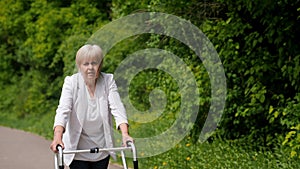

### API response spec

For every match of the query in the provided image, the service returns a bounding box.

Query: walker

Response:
[54,141,138,169]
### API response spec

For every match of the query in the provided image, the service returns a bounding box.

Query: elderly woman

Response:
[50,44,133,169]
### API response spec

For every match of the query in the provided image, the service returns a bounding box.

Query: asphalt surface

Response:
[0,126,123,169]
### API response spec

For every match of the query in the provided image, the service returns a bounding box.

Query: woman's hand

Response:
[50,125,65,153]
[119,123,134,146]
[50,139,64,153]
[122,134,134,147]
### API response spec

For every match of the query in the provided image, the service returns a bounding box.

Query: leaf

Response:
[269,106,274,114]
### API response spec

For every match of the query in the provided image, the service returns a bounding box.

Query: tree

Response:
[200,0,300,149]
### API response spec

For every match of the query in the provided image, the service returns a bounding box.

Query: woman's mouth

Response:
[87,72,95,77]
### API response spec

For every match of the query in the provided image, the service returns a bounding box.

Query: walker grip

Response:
[126,140,133,147]
[56,144,64,169]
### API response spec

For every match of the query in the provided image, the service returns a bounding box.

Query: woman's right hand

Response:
[50,139,64,153]
[50,125,65,153]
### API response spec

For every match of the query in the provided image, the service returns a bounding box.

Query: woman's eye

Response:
[82,62,98,66]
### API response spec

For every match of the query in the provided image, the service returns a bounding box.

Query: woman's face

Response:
[79,58,100,84]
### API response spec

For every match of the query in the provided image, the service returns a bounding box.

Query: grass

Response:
[137,138,300,169]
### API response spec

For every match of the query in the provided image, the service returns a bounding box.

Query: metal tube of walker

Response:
[54,143,137,169]
[127,141,138,169]
[56,145,64,169]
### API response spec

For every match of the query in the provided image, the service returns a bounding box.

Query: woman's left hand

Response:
[122,134,134,147]
[119,123,134,146]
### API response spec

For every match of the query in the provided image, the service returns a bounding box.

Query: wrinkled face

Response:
[79,58,100,84]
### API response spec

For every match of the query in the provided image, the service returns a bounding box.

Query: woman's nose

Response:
[88,63,93,69]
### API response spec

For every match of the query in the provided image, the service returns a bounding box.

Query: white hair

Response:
[75,44,103,70]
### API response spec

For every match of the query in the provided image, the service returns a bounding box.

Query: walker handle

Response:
[56,145,64,169]
[126,140,132,147]
[126,141,138,169]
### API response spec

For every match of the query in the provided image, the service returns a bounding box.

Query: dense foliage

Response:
[204,0,300,153]
[1,0,299,168]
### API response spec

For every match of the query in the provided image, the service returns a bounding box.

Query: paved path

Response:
[0,126,123,169]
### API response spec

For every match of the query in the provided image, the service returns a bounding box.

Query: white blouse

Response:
[74,86,109,161]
